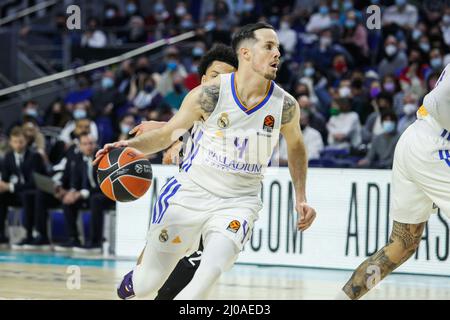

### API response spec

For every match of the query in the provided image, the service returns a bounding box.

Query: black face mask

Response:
[300,124,306,131]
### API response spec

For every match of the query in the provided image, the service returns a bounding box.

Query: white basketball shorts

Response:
[146,172,263,255]
[391,117,450,224]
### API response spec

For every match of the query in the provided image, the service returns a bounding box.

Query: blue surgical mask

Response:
[395,0,406,6]
[431,57,443,69]
[345,19,356,28]
[73,109,87,120]
[243,3,254,12]
[382,121,396,133]
[304,67,315,77]
[191,65,198,73]
[126,3,137,15]
[101,77,114,89]
[167,61,178,71]
[105,9,115,19]
[25,108,38,118]
[412,29,422,40]
[192,47,204,57]
[144,85,154,93]
[319,6,329,15]
[205,21,216,31]
[419,43,430,53]
[120,124,132,135]
[154,3,165,14]
[181,19,193,29]
[343,1,353,11]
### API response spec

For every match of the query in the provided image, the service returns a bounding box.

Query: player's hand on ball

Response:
[129,120,167,136]
[93,140,129,166]
[296,202,316,231]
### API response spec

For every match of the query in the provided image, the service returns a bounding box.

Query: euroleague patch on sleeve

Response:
[226,220,241,233]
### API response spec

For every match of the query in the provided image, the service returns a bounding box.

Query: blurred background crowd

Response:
[0,0,449,250]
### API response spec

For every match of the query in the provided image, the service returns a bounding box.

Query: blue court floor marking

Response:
[0,251,117,268]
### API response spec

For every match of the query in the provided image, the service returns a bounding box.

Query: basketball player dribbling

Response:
[94,22,317,300]
[119,44,239,300]
[337,64,450,300]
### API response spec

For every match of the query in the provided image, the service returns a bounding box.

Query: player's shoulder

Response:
[281,90,298,109]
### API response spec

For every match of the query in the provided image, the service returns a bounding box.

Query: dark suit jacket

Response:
[1,148,46,193]
[68,152,100,193]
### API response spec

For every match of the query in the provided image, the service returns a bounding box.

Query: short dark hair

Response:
[197,44,238,77]
[231,22,275,53]
[10,126,25,138]
[381,109,398,123]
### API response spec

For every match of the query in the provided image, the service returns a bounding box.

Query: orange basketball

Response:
[96,147,152,202]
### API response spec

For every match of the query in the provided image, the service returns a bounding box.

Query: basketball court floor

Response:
[1,249,449,300]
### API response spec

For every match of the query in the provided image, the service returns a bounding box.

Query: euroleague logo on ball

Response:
[135,164,143,174]
[134,163,151,174]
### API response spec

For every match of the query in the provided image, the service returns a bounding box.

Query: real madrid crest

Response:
[159,229,169,242]
[217,112,230,129]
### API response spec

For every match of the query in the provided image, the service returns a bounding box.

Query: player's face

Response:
[250,29,280,80]
[201,61,236,83]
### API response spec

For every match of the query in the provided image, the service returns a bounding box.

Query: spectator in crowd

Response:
[326,97,362,150]
[382,0,418,31]
[306,1,332,33]
[60,117,98,148]
[44,98,71,128]
[59,102,98,146]
[381,74,404,116]
[126,16,147,43]
[0,127,47,247]
[377,35,408,78]
[54,133,114,253]
[8,100,44,134]
[297,93,328,144]
[429,48,444,71]
[340,10,368,67]
[118,114,137,141]
[103,3,126,28]
[397,92,418,134]
[157,46,188,96]
[163,75,188,111]
[277,15,297,58]
[128,73,163,113]
[64,75,94,105]
[21,118,48,166]
[441,7,450,46]
[81,17,107,48]
[300,109,324,160]
[362,92,394,144]
[358,110,400,169]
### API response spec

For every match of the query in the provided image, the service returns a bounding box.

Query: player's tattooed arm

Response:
[342,221,425,300]
[282,94,297,124]
[199,84,220,117]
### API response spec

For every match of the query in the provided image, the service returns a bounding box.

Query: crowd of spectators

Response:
[1,0,449,251]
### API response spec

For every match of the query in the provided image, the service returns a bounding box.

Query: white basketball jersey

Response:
[179,72,285,197]
[420,63,450,131]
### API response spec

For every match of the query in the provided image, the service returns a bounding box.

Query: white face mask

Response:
[403,103,417,115]
[385,44,397,57]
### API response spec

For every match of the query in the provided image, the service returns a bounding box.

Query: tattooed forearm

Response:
[282,94,296,124]
[389,221,424,249]
[342,221,425,300]
[199,84,220,116]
